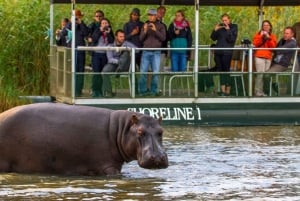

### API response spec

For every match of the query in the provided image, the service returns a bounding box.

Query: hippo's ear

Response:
[131,115,139,125]
[158,116,162,125]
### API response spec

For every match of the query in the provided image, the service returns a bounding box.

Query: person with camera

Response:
[90,18,114,97]
[167,10,193,72]
[55,18,69,47]
[210,13,238,96]
[62,9,89,97]
[138,8,166,96]
[252,20,277,97]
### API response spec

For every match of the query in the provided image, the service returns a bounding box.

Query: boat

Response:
[48,0,300,126]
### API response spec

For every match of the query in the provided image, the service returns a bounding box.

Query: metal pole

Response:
[194,0,199,97]
[131,48,136,98]
[248,48,253,96]
[50,3,54,46]
[71,1,76,100]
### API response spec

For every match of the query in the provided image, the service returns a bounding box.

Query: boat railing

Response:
[49,45,300,102]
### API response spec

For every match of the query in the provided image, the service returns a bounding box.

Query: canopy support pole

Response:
[71,0,76,100]
[258,0,265,29]
[194,0,199,97]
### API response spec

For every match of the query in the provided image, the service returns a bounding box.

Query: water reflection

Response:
[0,126,299,200]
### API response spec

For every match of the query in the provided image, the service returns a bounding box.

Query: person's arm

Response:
[107,29,115,44]
[154,23,166,42]
[226,24,238,44]
[123,23,132,40]
[139,23,147,42]
[252,32,264,47]
[106,45,119,64]
[91,28,101,45]
[265,34,277,48]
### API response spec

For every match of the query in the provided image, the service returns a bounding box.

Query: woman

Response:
[210,13,238,96]
[90,18,114,97]
[252,20,277,96]
[168,10,193,72]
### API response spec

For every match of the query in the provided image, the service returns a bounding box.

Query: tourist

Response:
[90,18,114,97]
[252,20,277,97]
[139,8,166,96]
[62,9,89,96]
[123,8,144,69]
[167,9,192,72]
[55,18,69,47]
[210,13,238,96]
[267,26,297,95]
[102,30,136,97]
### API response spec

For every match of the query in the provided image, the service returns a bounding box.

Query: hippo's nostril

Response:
[150,156,155,161]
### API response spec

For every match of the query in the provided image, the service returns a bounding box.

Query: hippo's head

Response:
[120,114,168,169]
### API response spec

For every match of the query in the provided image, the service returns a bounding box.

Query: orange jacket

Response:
[252,32,277,60]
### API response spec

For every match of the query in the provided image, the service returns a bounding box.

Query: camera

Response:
[219,23,225,27]
[147,23,153,28]
[241,38,251,45]
[103,26,110,31]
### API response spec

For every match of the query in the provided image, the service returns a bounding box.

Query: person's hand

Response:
[55,29,61,36]
[131,26,139,36]
[214,23,224,31]
[143,23,148,33]
[148,23,156,31]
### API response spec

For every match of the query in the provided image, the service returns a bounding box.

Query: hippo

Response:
[0,103,168,176]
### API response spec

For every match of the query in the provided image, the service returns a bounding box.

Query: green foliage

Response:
[0,0,49,110]
[0,1,299,111]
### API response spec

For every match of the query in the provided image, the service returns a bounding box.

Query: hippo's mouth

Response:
[137,152,168,169]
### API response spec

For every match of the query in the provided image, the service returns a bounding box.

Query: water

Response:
[0,126,299,200]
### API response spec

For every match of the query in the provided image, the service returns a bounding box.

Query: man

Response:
[139,8,166,96]
[62,9,89,96]
[267,26,297,95]
[210,13,238,96]
[156,6,168,92]
[102,29,136,97]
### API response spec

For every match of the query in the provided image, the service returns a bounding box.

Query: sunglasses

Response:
[95,15,103,18]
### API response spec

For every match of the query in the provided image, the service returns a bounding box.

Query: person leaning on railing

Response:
[252,20,277,97]
[266,26,297,95]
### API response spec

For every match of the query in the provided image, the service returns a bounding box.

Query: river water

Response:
[0,126,299,200]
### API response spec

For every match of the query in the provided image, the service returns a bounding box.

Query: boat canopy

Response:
[50,0,300,6]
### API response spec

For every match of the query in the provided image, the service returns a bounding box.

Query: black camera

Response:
[103,26,110,31]
[147,23,153,28]
[219,23,225,27]
[241,38,251,45]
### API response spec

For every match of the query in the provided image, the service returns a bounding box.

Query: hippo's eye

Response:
[137,129,144,137]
